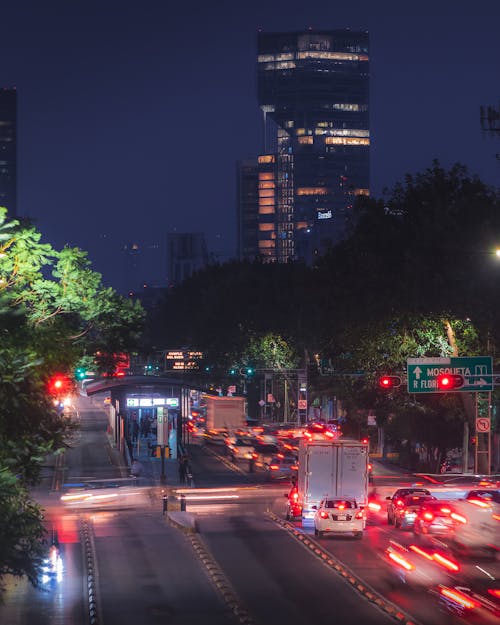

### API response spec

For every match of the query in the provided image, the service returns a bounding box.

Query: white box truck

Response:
[295,438,369,526]
[203,395,246,432]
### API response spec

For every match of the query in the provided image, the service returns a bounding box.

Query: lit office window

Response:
[258,155,275,164]
[325,137,370,146]
[298,136,313,144]
[297,187,328,196]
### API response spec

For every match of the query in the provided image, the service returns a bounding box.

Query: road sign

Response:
[407,357,493,393]
[476,417,491,433]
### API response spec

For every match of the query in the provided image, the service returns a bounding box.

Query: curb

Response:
[166,511,198,534]
[164,508,256,624]
[266,511,424,625]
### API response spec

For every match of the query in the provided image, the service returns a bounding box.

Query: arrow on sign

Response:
[466,378,489,387]
[414,366,422,380]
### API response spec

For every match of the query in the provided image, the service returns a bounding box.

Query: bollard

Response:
[180,494,186,511]
[162,495,168,515]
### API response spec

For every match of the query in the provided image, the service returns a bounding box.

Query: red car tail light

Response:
[355,510,364,519]
[450,512,467,524]
[396,499,404,507]
[387,551,414,571]
[269,464,279,470]
[409,545,433,561]
[423,512,434,521]
[433,552,460,572]
[468,499,490,508]
[368,501,381,512]
[439,587,479,610]
[319,511,329,519]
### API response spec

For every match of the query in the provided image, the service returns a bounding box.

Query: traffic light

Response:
[470,436,477,446]
[47,374,71,396]
[436,373,464,390]
[244,366,254,376]
[75,366,87,381]
[378,375,402,389]
[229,367,237,376]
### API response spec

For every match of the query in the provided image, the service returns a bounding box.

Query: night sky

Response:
[2,0,499,293]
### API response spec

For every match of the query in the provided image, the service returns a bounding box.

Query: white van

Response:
[449,498,499,556]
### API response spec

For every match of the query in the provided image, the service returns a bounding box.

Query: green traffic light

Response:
[75,367,87,380]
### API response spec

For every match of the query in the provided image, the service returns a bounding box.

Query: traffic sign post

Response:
[407,357,493,393]
[475,394,492,475]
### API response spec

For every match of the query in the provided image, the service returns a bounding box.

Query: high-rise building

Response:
[167,232,209,286]
[0,88,17,217]
[240,30,370,263]
[236,159,259,260]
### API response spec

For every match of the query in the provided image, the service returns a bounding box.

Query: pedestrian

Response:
[178,454,188,484]
[131,457,144,477]
[132,420,139,443]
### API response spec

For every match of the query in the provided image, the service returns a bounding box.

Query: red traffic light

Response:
[436,373,464,390]
[378,375,401,389]
[47,374,71,396]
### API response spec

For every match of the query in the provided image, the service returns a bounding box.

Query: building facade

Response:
[167,232,209,286]
[0,88,17,217]
[240,30,370,263]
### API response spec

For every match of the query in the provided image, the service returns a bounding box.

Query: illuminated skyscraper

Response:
[250,30,370,263]
[0,88,17,217]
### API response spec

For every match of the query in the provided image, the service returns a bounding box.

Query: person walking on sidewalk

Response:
[178,454,189,484]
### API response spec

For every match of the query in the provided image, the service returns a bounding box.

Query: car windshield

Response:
[404,495,433,506]
[324,500,354,509]
[394,489,430,499]
[467,489,500,503]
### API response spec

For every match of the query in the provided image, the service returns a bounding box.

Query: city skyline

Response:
[1,1,499,290]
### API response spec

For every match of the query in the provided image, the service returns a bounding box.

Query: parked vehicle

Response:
[313,498,365,539]
[296,437,369,528]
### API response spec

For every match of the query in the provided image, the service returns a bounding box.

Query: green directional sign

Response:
[407,357,493,393]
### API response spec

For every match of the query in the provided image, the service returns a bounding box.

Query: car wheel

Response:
[394,517,401,529]
[354,531,363,540]
[318,531,324,539]
[387,512,393,525]
[413,521,420,535]
[314,528,319,536]
[286,510,290,521]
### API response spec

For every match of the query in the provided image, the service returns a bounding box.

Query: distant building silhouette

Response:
[238,30,370,263]
[120,240,165,294]
[0,88,17,217]
[167,232,209,285]
[236,159,260,260]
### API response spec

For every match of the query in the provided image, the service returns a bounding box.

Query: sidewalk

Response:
[122,434,186,490]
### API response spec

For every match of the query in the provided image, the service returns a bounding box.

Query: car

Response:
[465,488,500,504]
[383,540,459,590]
[393,494,437,529]
[447,498,500,556]
[313,498,365,539]
[413,500,458,537]
[227,437,256,462]
[265,455,298,481]
[253,443,281,467]
[40,543,64,584]
[285,484,302,520]
[386,487,431,525]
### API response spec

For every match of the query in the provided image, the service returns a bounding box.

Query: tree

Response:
[0,207,145,595]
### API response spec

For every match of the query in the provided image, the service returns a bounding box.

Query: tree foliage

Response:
[0,207,145,596]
